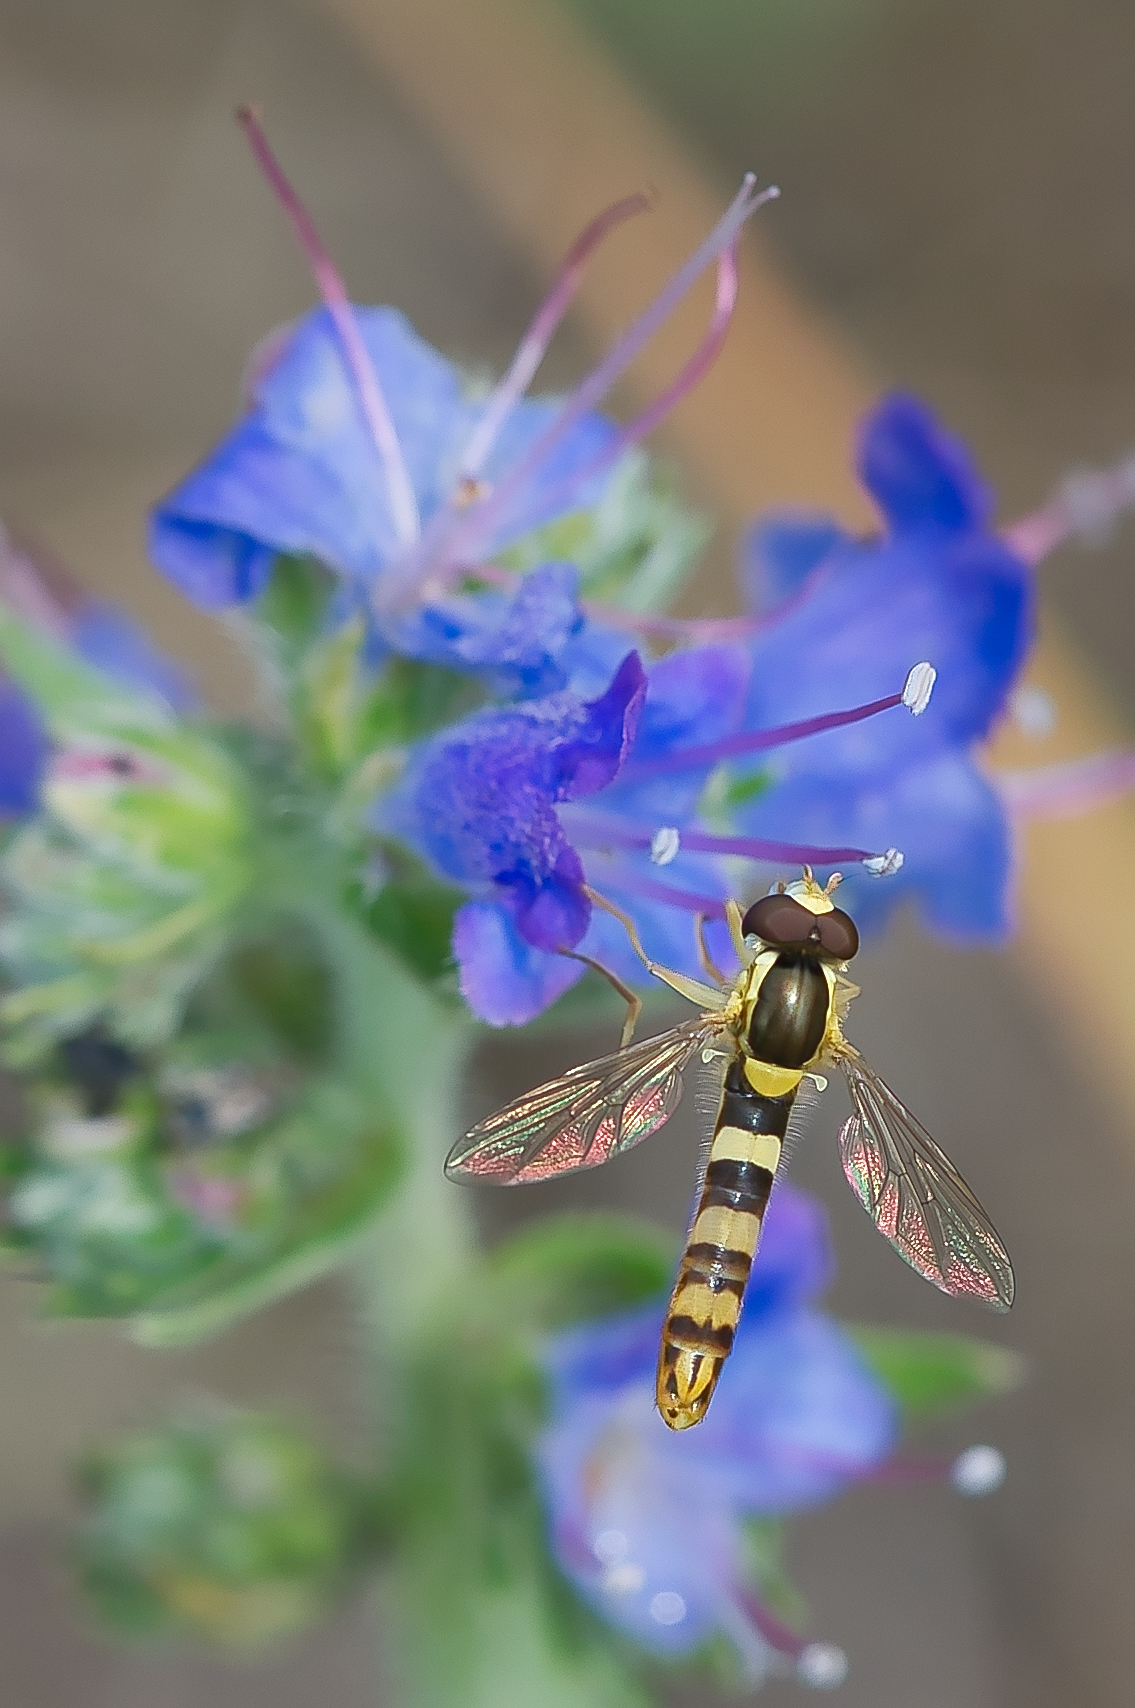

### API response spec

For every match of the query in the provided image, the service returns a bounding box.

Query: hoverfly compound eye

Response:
[816,907,859,961]
[741,893,818,946]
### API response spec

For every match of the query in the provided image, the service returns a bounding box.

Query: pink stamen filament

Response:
[446,177,778,567]
[458,191,654,481]
[493,244,742,540]
[1005,450,1135,565]
[623,689,907,783]
[580,862,728,920]
[997,749,1135,819]
[734,1591,806,1661]
[569,813,877,868]
[236,106,421,548]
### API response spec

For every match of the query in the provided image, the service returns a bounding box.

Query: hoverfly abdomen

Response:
[656,1061,793,1429]
[746,951,830,1067]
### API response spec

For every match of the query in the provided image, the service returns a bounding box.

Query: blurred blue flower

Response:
[0,532,196,821]
[536,1182,897,1665]
[733,393,1035,937]
[148,305,619,614]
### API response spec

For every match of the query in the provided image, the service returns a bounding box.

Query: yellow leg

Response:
[558,947,642,1047]
[583,886,730,1013]
[694,914,727,986]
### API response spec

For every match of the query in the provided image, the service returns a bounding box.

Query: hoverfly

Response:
[446,870,1014,1430]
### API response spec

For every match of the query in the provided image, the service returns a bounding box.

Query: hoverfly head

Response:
[741,867,860,961]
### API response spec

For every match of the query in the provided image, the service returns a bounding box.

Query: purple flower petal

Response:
[741,528,1033,778]
[0,676,47,815]
[389,563,583,698]
[149,305,618,610]
[858,392,994,536]
[453,900,583,1025]
[740,511,846,614]
[71,604,198,711]
[739,748,1013,941]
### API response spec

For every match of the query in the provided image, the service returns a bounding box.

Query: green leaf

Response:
[130,1115,402,1346]
[848,1325,1026,1420]
[360,874,464,986]
[485,1212,675,1333]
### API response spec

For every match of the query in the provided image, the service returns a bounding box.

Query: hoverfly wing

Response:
[446,1017,719,1185]
[836,1050,1014,1311]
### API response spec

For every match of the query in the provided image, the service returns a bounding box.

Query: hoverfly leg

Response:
[694,913,727,986]
[582,886,729,1012]
[557,947,643,1048]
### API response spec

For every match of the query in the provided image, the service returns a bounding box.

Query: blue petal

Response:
[475,397,621,550]
[740,511,846,614]
[858,393,994,537]
[738,749,1013,941]
[743,1180,835,1319]
[605,642,750,823]
[0,677,47,815]
[149,304,620,609]
[686,1311,899,1513]
[389,563,583,696]
[742,528,1033,779]
[452,900,583,1026]
[537,1382,736,1655]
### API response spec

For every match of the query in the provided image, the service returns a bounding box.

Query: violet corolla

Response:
[148,110,773,684]
[536,1183,892,1682]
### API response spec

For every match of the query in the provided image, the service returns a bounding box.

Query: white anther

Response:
[649,1590,687,1625]
[601,1561,646,1596]
[902,661,936,716]
[797,1643,849,1689]
[1009,684,1057,739]
[863,848,904,877]
[950,1443,1006,1497]
[650,826,681,866]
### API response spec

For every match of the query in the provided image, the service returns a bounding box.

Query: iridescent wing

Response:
[837,1048,1014,1310]
[446,1016,723,1185]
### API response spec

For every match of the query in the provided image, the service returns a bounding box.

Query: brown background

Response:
[1,2,1135,1705]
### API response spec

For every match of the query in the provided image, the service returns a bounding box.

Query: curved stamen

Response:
[581,861,728,919]
[449,177,778,565]
[570,813,881,868]
[624,669,931,784]
[236,106,421,547]
[997,749,1135,819]
[458,191,654,481]
[495,243,742,539]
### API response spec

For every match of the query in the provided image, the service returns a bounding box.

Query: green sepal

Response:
[357,869,465,988]
[129,1114,401,1346]
[740,1517,807,1629]
[499,446,708,614]
[847,1325,1026,1420]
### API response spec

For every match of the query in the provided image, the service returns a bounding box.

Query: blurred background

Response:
[2,1,1135,1704]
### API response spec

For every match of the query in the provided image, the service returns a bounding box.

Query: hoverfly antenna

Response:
[825,872,844,894]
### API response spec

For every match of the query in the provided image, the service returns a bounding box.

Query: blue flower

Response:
[0,534,196,821]
[381,641,762,1025]
[535,1182,897,1665]
[733,393,1035,937]
[148,121,771,698]
[149,305,619,612]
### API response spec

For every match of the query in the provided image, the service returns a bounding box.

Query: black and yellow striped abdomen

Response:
[656,1058,796,1429]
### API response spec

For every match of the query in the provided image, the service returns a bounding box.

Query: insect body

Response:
[446,871,1014,1430]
